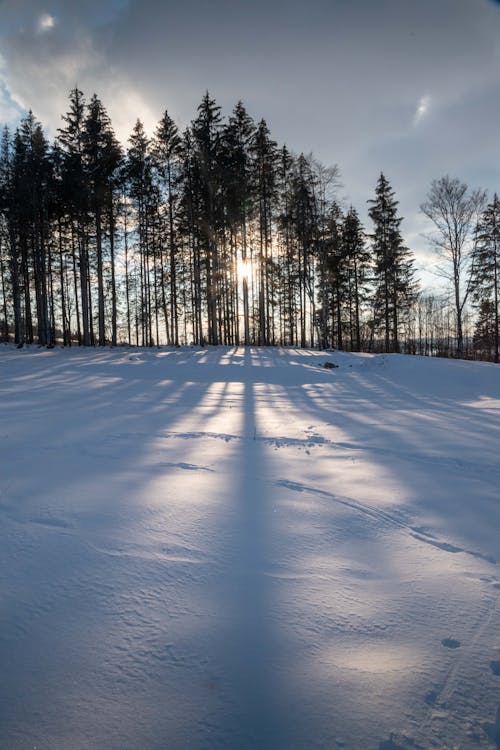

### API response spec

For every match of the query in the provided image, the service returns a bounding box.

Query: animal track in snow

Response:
[425,690,438,706]
[164,430,236,443]
[276,479,496,565]
[490,660,500,676]
[441,638,461,649]
[0,502,73,531]
[157,462,214,472]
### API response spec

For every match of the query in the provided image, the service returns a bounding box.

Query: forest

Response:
[0,89,498,361]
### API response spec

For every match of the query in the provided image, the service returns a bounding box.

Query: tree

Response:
[472,193,500,362]
[310,160,341,349]
[421,176,486,358]
[4,87,474,355]
[341,207,371,351]
[0,126,15,342]
[317,201,343,348]
[368,173,417,352]
[152,110,182,345]
[3,113,55,346]
[57,88,91,345]
[221,102,256,344]
[473,298,496,361]
[83,94,122,345]
[125,119,154,346]
[191,92,222,345]
[24,115,54,346]
[250,118,277,345]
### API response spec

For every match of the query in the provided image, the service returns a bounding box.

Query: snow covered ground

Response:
[0,344,499,750]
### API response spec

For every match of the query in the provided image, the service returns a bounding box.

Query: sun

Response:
[237,256,252,281]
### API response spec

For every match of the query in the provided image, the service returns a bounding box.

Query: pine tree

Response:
[368,173,416,352]
[152,110,182,345]
[222,102,256,344]
[125,119,154,346]
[178,127,203,344]
[318,201,343,348]
[473,299,496,360]
[313,164,342,349]
[191,93,222,345]
[83,94,122,345]
[0,127,16,342]
[277,146,297,345]
[281,153,318,347]
[57,88,91,345]
[28,117,54,346]
[6,113,55,346]
[341,207,371,351]
[472,193,500,362]
[251,118,277,345]
[0,128,10,339]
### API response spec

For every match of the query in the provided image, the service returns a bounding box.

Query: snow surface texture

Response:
[0,345,499,750]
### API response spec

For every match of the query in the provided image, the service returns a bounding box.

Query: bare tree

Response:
[421,176,486,358]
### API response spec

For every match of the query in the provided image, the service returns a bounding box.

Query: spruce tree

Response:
[251,118,277,345]
[473,299,496,360]
[83,94,122,345]
[125,119,154,345]
[222,102,256,344]
[152,110,182,345]
[341,207,371,351]
[472,194,500,362]
[57,88,91,345]
[191,93,222,345]
[368,173,416,352]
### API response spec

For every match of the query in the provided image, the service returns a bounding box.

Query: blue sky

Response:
[1,0,499,289]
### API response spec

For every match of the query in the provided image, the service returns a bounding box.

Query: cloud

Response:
[36,12,56,34]
[0,84,23,127]
[413,95,431,126]
[0,4,157,142]
[0,0,499,291]
[0,54,23,126]
[0,27,100,128]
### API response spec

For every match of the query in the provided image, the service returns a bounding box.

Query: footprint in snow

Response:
[494,705,500,749]
[490,660,500,676]
[378,737,407,750]
[424,690,438,706]
[441,637,461,649]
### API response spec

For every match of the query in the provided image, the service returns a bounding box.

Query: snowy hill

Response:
[1,345,499,749]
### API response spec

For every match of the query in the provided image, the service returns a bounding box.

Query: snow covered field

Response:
[1,345,499,750]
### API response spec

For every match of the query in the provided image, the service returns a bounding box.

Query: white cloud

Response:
[106,86,158,143]
[0,32,158,143]
[413,95,431,126]
[0,54,23,126]
[37,13,56,34]
[0,86,22,126]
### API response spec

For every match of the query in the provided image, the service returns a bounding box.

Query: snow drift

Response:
[0,345,499,749]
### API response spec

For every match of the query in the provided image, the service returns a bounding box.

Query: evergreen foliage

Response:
[368,173,417,353]
[6,88,496,360]
[472,194,500,362]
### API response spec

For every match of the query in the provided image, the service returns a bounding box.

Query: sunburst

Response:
[236,256,252,281]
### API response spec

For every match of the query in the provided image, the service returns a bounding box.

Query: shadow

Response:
[378,738,407,750]
[1,345,499,749]
[281,355,500,563]
[199,371,286,748]
[0,345,243,749]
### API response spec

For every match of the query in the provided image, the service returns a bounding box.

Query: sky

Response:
[1,0,500,290]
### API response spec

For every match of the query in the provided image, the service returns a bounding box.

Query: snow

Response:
[0,344,499,749]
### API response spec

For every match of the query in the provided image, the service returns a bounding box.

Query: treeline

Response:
[0,89,498,361]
